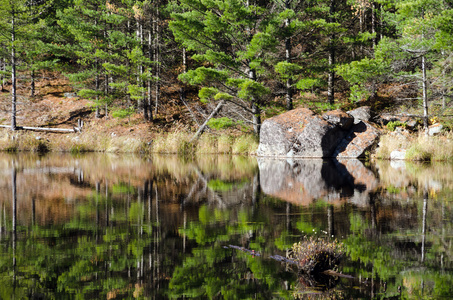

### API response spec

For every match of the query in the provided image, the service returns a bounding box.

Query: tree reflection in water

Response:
[0,153,451,299]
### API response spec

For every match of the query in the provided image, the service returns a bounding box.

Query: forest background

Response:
[0,0,452,156]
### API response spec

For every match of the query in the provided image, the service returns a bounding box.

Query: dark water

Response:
[0,153,451,299]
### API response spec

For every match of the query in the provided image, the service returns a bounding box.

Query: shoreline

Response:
[1,128,452,162]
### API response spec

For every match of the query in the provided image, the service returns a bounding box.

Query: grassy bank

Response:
[0,129,259,156]
[375,131,453,162]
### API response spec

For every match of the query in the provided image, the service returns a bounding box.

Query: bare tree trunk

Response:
[0,58,4,91]
[179,47,199,125]
[146,29,153,121]
[11,13,17,131]
[327,0,335,106]
[95,69,100,118]
[422,54,429,130]
[285,0,293,111]
[153,4,160,115]
[190,100,225,142]
[372,1,377,49]
[249,69,261,135]
[104,19,109,118]
[31,69,35,97]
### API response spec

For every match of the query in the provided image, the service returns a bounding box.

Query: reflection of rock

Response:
[257,107,380,158]
[390,159,406,170]
[258,158,378,206]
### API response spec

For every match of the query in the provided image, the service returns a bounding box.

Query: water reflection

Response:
[0,153,451,299]
[258,158,378,206]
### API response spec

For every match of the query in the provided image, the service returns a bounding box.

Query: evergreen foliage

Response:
[0,0,451,130]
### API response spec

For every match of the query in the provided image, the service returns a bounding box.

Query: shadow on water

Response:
[0,153,451,299]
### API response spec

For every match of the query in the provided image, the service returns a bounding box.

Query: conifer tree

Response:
[0,0,48,130]
[169,0,280,135]
[58,0,110,118]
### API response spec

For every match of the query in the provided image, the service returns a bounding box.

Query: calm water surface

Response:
[0,153,451,299]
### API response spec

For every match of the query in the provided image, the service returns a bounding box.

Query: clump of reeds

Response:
[375,131,453,161]
[151,131,258,156]
[290,236,344,274]
[231,134,258,155]
[0,131,50,153]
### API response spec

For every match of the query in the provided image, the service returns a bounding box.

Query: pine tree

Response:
[169,0,280,135]
[58,0,111,118]
[338,0,451,129]
[0,0,48,130]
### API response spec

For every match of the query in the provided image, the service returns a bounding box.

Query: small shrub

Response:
[179,140,195,156]
[217,135,233,154]
[290,236,344,274]
[386,121,406,131]
[196,134,217,154]
[405,144,432,161]
[22,136,50,153]
[111,107,134,119]
[232,134,258,155]
[207,117,235,130]
[374,134,410,159]
[4,144,18,152]
[152,131,191,154]
[70,143,91,154]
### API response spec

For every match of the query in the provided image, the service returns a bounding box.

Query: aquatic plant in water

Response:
[290,236,344,274]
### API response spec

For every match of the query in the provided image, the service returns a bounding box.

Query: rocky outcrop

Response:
[257,108,348,157]
[257,107,381,158]
[347,106,373,124]
[333,121,381,158]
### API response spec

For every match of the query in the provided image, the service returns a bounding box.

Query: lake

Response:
[0,153,451,299]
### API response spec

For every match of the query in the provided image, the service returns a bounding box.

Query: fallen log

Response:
[0,119,83,133]
[0,125,76,132]
[190,100,225,142]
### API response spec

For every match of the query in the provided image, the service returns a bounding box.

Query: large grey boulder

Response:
[257,108,348,157]
[257,107,381,158]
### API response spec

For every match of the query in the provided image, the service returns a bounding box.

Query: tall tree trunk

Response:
[250,69,261,135]
[327,0,336,106]
[372,2,377,49]
[95,68,100,118]
[421,9,429,131]
[422,54,429,130]
[147,30,153,121]
[11,13,17,131]
[0,58,4,91]
[104,19,109,118]
[31,69,35,97]
[285,0,293,111]
[153,4,160,115]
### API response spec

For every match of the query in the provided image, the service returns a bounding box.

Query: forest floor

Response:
[0,71,204,149]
